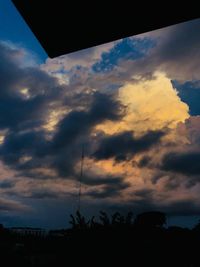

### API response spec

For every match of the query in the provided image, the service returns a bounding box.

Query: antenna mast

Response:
[78,145,84,213]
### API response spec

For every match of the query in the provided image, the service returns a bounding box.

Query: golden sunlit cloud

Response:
[19,156,32,164]
[95,72,189,137]
[20,87,31,99]
[0,135,5,144]
[82,72,192,203]
[43,107,70,132]
[0,129,8,145]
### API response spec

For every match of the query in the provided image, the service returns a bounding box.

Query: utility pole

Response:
[77,145,84,213]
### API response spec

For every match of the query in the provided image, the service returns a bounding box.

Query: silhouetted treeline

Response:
[1,210,200,266]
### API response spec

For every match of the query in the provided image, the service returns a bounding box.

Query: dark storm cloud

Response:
[52,92,124,151]
[2,130,47,156]
[82,174,127,186]
[4,174,130,201]
[0,91,124,179]
[138,155,152,168]
[0,130,48,168]
[155,19,200,65]
[44,92,124,178]
[93,130,165,161]
[0,97,47,130]
[0,42,64,131]
[82,174,131,199]
[0,42,66,177]
[87,178,130,199]
[144,18,200,81]
[0,180,15,189]
[161,151,200,176]
[0,43,125,184]
[134,188,154,198]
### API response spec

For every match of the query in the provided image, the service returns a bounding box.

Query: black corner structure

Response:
[11,1,200,58]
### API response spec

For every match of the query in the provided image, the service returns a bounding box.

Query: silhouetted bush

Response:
[1,210,200,266]
[134,211,166,228]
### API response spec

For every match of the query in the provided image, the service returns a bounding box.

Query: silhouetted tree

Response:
[193,219,200,232]
[125,211,134,226]
[69,210,90,229]
[111,212,121,225]
[134,211,166,228]
[99,211,110,226]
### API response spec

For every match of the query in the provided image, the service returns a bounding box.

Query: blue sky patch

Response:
[93,37,155,73]
[172,80,200,116]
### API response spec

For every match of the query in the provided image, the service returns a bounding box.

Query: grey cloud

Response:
[0,43,125,185]
[150,18,200,80]
[87,178,130,199]
[27,190,60,200]
[110,19,200,83]
[0,130,48,169]
[134,188,154,198]
[138,155,152,168]
[155,19,200,66]
[82,174,127,186]
[0,197,28,212]
[93,130,165,161]
[0,42,64,132]
[161,151,200,176]
[0,180,15,189]
[52,92,124,151]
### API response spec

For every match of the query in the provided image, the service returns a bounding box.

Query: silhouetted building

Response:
[48,229,68,237]
[9,227,46,236]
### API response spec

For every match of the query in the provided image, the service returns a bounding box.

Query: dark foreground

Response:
[1,210,200,267]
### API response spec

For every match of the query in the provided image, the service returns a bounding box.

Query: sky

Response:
[1,1,200,229]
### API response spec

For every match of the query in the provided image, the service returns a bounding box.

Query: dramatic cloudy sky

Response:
[1,1,200,229]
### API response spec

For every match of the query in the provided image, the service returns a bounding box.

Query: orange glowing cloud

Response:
[95,72,189,137]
